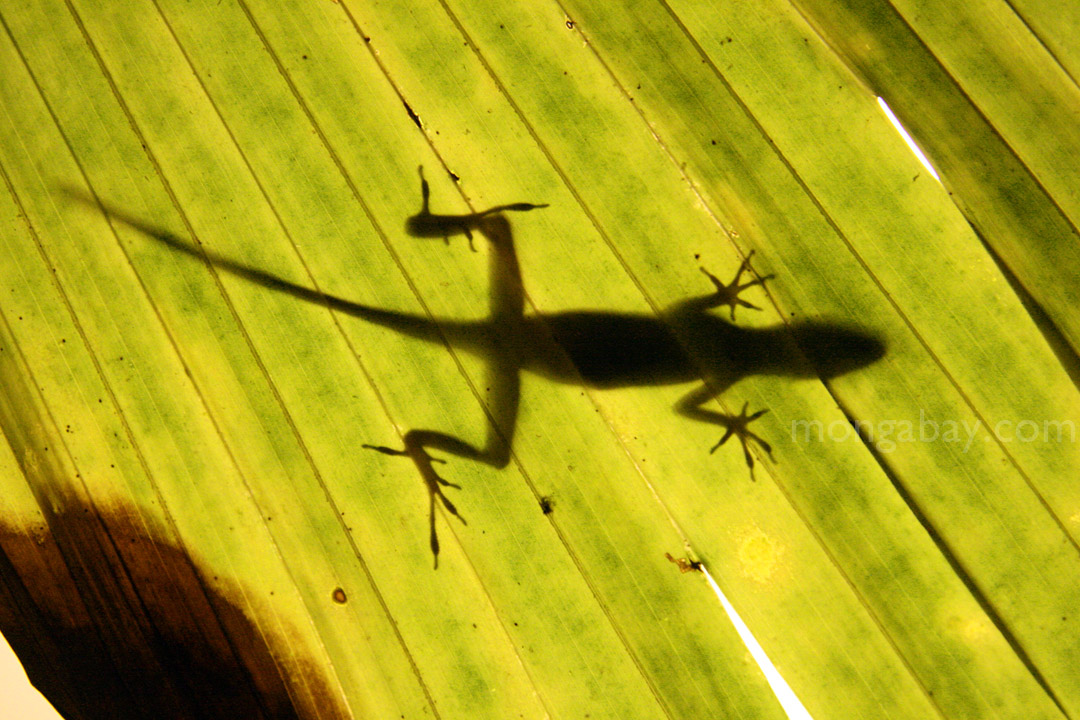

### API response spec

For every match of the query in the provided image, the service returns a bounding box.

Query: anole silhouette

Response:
[69,174,883,566]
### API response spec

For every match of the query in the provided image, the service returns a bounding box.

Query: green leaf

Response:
[1,1,1077,718]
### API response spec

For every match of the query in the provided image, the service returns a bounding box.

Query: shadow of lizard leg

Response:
[362,340,519,567]
[675,384,774,480]
[362,346,518,568]
[361,212,526,567]
[698,250,774,320]
[363,430,483,568]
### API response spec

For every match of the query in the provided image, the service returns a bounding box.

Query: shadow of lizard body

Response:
[377,300,882,391]
[69,172,883,565]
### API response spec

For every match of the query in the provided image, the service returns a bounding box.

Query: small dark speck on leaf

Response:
[302,55,308,59]
[539,496,554,514]
[449,171,460,182]
[332,588,347,604]
[694,253,701,260]
[566,19,575,29]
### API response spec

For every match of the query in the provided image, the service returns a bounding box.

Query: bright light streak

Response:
[877,96,941,182]
[701,565,813,720]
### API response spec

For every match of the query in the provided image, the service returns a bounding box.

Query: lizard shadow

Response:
[66,172,884,566]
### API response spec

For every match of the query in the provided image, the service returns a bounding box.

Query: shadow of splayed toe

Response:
[0,503,347,720]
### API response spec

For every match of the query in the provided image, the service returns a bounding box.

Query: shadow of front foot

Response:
[363,437,466,568]
[700,249,774,321]
[709,401,775,480]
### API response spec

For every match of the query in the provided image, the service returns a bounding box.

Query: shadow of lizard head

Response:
[788,322,886,379]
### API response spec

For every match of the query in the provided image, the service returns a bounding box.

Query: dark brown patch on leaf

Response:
[0,319,346,718]
[0,505,348,719]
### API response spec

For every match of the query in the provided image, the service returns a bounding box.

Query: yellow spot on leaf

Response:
[737,527,781,583]
[948,611,992,643]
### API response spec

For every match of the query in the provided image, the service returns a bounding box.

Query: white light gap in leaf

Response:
[877,96,941,182]
[701,565,813,720]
